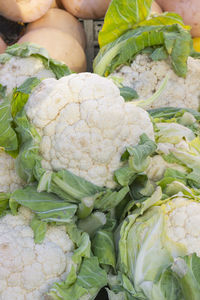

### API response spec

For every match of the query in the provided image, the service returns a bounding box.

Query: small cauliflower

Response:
[0,56,55,96]
[111,54,200,110]
[113,188,200,300]
[0,206,74,300]
[166,197,200,256]
[0,42,71,100]
[25,72,154,188]
[0,150,24,193]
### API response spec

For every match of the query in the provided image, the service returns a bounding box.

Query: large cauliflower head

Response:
[0,150,24,193]
[0,56,55,95]
[25,73,154,188]
[0,207,74,299]
[111,54,200,110]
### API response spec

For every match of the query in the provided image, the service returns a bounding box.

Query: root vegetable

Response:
[156,0,200,37]
[61,0,111,19]
[26,8,86,49]
[0,0,53,23]
[51,0,58,8]
[18,28,87,73]
[0,36,6,54]
[151,1,162,14]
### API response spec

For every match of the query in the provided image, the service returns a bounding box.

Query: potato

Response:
[156,0,200,37]
[51,0,58,8]
[0,0,53,22]
[151,1,162,14]
[18,28,87,73]
[26,8,86,49]
[0,36,6,54]
[61,0,111,19]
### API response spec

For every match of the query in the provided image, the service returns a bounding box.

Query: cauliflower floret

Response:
[111,54,200,110]
[0,208,74,299]
[0,56,55,95]
[25,73,154,188]
[0,150,24,193]
[166,198,200,256]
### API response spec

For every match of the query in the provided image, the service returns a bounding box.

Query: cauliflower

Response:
[25,72,154,188]
[0,206,74,299]
[112,187,200,300]
[166,197,200,256]
[0,56,55,96]
[111,54,200,110]
[0,150,24,193]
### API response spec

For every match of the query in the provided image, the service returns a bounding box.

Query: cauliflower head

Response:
[166,197,200,256]
[0,56,55,96]
[0,206,74,300]
[0,150,24,193]
[111,54,200,110]
[25,72,154,188]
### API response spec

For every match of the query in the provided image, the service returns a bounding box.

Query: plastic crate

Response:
[82,19,103,72]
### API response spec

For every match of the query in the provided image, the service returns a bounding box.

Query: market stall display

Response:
[0,0,200,299]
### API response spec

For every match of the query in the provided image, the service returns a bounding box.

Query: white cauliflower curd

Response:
[25,72,154,188]
[0,56,55,95]
[0,150,24,193]
[111,54,200,110]
[166,198,200,256]
[0,207,74,300]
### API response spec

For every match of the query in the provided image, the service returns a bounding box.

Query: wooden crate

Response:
[82,19,103,72]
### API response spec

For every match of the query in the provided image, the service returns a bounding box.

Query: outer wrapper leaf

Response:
[11,77,41,117]
[171,254,200,300]
[99,0,153,47]
[10,185,77,223]
[0,99,18,152]
[49,223,107,300]
[14,109,41,182]
[30,216,47,244]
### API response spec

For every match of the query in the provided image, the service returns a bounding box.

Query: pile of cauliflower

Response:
[1,42,200,300]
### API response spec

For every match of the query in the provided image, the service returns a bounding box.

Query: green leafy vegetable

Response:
[0,84,6,98]
[10,185,77,223]
[171,254,200,300]
[99,0,153,47]
[119,86,139,101]
[11,77,41,117]
[0,99,18,152]
[14,109,41,182]
[30,216,47,244]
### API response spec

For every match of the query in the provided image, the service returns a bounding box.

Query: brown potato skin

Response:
[0,0,53,22]
[0,36,6,54]
[61,0,111,19]
[156,0,200,37]
[151,1,162,14]
[26,8,86,49]
[18,28,87,73]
